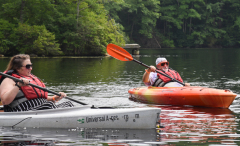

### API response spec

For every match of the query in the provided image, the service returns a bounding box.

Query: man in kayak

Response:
[0,54,73,112]
[142,57,190,87]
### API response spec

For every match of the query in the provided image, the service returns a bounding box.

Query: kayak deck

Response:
[0,105,161,129]
[128,86,237,108]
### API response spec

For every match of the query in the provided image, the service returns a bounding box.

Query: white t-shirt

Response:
[144,72,158,86]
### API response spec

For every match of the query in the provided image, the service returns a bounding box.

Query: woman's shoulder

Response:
[2,77,15,84]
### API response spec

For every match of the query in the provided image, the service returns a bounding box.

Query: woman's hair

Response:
[6,54,30,71]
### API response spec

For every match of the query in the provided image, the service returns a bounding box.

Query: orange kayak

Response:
[128,86,237,108]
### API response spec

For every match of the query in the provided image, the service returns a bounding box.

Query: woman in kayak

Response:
[0,54,73,112]
[142,57,190,87]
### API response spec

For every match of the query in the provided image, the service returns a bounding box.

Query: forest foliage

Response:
[0,0,239,56]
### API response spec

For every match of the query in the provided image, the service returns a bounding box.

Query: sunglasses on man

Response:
[22,64,33,69]
[160,62,169,66]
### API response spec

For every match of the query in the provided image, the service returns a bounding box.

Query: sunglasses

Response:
[160,62,169,66]
[22,64,33,69]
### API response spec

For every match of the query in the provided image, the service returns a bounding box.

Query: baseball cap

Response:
[156,57,168,66]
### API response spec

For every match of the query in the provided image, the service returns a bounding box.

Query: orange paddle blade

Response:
[106,44,133,61]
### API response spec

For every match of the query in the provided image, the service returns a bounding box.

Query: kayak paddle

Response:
[0,72,88,105]
[106,43,185,86]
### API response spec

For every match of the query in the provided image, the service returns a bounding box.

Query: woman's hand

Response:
[17,78,30,87]
[52,92,67,102]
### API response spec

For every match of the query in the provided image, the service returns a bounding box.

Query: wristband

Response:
[15,82,21,89]
[52,96,55,101]
[145,69,150,73]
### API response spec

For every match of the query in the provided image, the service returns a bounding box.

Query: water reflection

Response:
[0,127,160,145]
[157,105,238,145]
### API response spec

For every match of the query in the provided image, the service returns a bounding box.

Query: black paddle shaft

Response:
[133,59,185,86]
[0,72,88,105]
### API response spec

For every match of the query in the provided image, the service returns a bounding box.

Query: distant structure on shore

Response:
[123,44,141,55]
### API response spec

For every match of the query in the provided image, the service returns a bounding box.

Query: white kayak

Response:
[0,105,161,129]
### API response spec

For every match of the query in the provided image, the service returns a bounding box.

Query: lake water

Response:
[0,48,240,145]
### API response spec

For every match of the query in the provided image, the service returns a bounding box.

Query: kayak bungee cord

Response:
[12,117,32,128]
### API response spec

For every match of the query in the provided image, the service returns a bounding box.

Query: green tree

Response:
[0,19,16,54]
[157,0,203,47]
[0,0,126,56]
[13,23,62,56]
[220,0,240,47]
[56,0,125,55]
[191,1,226,47]
[105,0,161,41]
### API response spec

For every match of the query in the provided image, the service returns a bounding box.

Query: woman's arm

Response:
[0,78,30,105]
[47,92,67,102]
[0,78,20,105]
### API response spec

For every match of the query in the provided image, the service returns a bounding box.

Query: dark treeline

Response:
[106,0,240,48]
[0,0,239,56]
